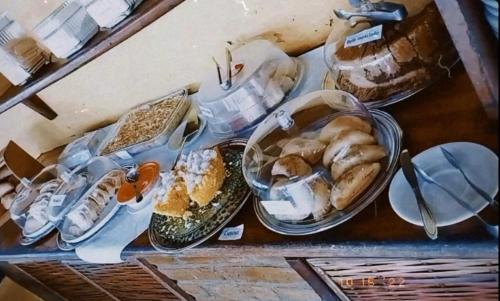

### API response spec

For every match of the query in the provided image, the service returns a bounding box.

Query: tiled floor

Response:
[0,277,43,301]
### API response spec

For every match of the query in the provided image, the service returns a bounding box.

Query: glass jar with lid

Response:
[0,13,48,85]
[323,1,458,107]
[196,40,304,138]
[242,90,402,235]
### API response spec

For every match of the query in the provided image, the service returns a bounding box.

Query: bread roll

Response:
[322,131,376,167]
[331,145,387,180]
[310,178,332,220]
[331,163,381,210]
[271,155,312,178]
[319,116,372,142]
[154,172,190,217]
[281,138,326,165]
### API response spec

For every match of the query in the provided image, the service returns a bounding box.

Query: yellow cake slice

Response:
[153,172,190,217]
[176,147,225,207]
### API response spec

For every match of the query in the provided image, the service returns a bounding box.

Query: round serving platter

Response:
[148,139,252,253]
[253,110,403,236]
[322,57,460,109]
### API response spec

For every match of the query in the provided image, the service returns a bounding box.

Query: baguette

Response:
[322,131,376,167]
[331,163,381,210]
[330,145,387,180]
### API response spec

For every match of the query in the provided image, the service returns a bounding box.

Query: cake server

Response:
[414,163,498,239]
[400,149,438,240]
[335,0,408,23]
[440,147,498,209]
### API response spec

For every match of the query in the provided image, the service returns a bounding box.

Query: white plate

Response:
[389,142,498,227]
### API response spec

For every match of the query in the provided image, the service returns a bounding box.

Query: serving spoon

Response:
[125,165,143,203]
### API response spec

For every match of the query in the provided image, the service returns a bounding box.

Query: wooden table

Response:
[0,64,497,301]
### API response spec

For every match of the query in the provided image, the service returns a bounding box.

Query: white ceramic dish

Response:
[389,142,498,227]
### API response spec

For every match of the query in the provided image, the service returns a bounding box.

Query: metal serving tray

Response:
[97,88,190,156]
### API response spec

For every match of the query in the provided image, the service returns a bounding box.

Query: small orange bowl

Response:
[117,161,160,205]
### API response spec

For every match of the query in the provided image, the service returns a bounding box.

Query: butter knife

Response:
[400,150,438,240]
[440,147,498,209]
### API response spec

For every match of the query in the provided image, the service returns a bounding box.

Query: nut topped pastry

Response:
[101,91,188,155]
[176,147,226,207]
[153,172,190,218]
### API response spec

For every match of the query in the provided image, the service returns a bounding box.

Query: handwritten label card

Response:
[218,224,244,241]
[345,25,383,48]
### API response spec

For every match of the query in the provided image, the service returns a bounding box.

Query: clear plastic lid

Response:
[242,90,402,234]
[58,127,108,169]
[47,156,120,224]
[58,164,124,243]
[324,2,458,107]
[10,164,69,237]
[196,40,303,137]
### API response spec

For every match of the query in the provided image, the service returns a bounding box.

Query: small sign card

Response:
[218,224,244,241]
[344,25,383,48]
[50,195,66,207]
[260,200,300,216]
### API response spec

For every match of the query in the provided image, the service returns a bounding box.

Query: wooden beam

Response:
[287,258,341,301]
[0,262,67,301]
[135,258,196,301]
[22,95,58,120]
[435,0,499,120]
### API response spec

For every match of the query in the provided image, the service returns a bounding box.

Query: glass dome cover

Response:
[242,90,402,235]
[196,39,304,137]
[323,2,458,107]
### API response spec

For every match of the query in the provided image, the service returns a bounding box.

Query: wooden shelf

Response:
[0,0,184,120]
[435,0,499,120]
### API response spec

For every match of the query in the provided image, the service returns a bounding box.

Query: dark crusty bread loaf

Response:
[333,3,456,102]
